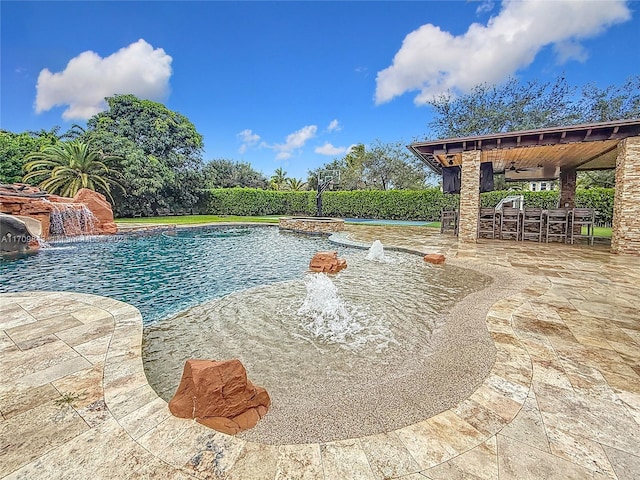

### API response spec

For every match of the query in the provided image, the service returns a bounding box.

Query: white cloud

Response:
[35,39,172,120]
[238,129,261,143]
[315,142,348,156]
[553,41,589,64]
[327,119,341,132]
[375,0,631,105]
[272,125,317,160]
[476,1,495,15]
[237,129,261,154]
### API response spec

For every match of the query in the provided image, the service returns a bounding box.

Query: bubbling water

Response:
[143,250,492,405]
[296,273,395,350]
[365,239,386,261]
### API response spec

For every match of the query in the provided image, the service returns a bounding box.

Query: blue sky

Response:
[2,1,639,180]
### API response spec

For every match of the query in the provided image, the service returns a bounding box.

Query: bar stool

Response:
[545,209,569,243]
[522,208,544,242]
[478,207,498,239]
[500,207,521,240]
[440,209,458,235]
[570,208,595,245]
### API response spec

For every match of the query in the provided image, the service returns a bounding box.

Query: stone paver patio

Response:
[1,225,639,479]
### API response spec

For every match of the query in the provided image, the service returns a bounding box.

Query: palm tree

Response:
[23,141,123,202]
[270,167,287,190]
[286,178,307,191]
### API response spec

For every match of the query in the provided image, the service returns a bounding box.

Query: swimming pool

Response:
[1,225,496,443]
[0,226,337,324]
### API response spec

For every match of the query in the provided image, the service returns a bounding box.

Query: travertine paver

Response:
[0,225,638,479]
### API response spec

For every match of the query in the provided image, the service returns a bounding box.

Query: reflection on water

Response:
[143,251,492,402]
[0,226,334,324]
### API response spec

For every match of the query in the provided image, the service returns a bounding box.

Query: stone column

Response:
[559,168,577,208]
[612,137,640,254]
[458,150,481,243]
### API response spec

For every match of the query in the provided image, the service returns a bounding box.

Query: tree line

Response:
[1,76,637,217]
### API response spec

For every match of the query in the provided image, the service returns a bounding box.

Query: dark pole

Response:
[316,182,323,217]
[316,177,332,217]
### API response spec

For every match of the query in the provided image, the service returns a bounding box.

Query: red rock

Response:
[424,254,446,265]
[232,408,261,431]
[169,359,270,435]
[72,188,118,234]
[197,416,241,435]
[0,184,117,238]
[309,251,348,273]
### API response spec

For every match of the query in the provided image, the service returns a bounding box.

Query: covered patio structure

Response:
[408,119,640,254]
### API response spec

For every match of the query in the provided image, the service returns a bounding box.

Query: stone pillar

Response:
[559,168,577,208]
[612,136,640,255]
[458,150,481,243]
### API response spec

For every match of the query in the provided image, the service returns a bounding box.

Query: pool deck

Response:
[1,225,639,479]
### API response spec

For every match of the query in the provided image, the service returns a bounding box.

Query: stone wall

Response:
[279,217,344,234]
[458,151,481,243]
[612,136,640,254]
[0,194,53,236]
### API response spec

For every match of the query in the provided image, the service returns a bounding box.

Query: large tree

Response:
[84,94,205,216]
[308,141,433,191]
[203,159,268,189]
[580,76,640,123]
[363,140,432,190]
[83,129,171,216]
[426,75,640,139]
[0,130,61,184]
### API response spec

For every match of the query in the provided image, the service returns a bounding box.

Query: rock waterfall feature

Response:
[0,183,117,253]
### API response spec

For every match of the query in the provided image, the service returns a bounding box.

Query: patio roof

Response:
[408,119,640,179]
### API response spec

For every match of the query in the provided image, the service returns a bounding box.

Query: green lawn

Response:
[116,215,442,227]
[116,215,609,236]
[590,226,612,238]
[116,215,281,224]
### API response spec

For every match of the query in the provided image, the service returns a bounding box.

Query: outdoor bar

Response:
[408,119,640,254]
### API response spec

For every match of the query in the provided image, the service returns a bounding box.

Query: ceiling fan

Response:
[507,161,541,173]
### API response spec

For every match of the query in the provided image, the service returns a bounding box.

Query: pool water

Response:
[0,226,336,324]
[142,246,493,443]
[1,225,495,443]
[144,248,492,395]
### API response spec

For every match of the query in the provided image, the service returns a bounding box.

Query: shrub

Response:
[205,187,614,224]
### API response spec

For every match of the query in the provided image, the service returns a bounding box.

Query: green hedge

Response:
[480,188,614,225]
[205,187,614,224]
[206,189,313,216]
[575,188,615,225]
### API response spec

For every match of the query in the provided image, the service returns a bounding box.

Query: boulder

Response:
[424,253,446,265]
[309,251,347,273]
[72,188,118,234]
[0,213,36,254]
[168,359,270,435]
[0,192,53,237]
